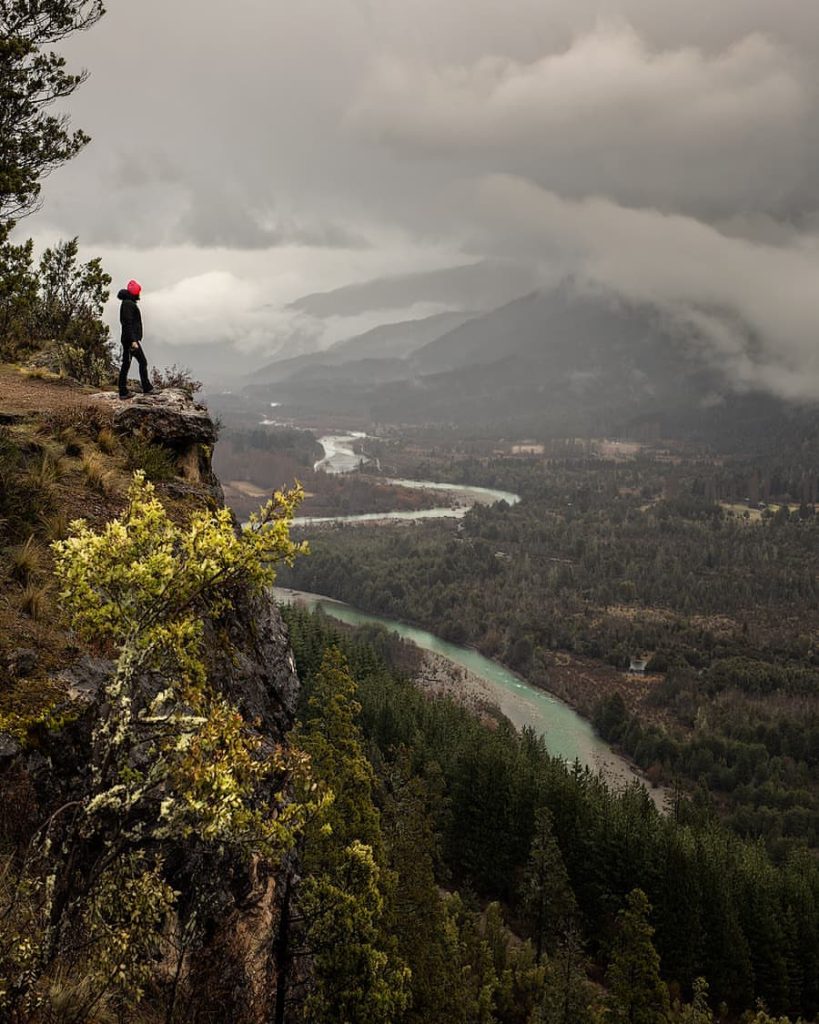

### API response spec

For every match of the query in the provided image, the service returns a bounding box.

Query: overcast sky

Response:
[21,0,819,395]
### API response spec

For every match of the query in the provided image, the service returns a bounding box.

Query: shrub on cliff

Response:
[0,473,317,1019]
[151,363,203,397]
[122,436,178,481]
[37,238,113,384]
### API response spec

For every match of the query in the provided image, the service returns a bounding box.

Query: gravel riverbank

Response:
[415,648,667,809]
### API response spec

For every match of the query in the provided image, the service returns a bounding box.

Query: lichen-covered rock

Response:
[0,732,21,762]
[91,388,221,491]
[207,590,300,738]
[93,387,214,443]
[5,648,38,679]
[45,599,297,742]
[56,655,114,704]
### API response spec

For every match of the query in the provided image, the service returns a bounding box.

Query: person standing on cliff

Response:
[117,279,153,399]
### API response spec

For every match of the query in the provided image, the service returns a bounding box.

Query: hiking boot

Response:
[118,393,132,401]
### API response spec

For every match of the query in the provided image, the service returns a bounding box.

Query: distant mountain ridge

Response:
[286,260,539,317]
[251,310,475,385]
[238,285,819,445]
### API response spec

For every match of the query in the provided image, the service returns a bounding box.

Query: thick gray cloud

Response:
[15,0,819,396]
[349,26,811,217]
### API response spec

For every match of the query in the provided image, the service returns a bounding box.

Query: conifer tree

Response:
[0,236,36,355]
[288,648,409,1024]
[673,977,714,1024]
[538,924,597,1024]
[495,939,546,1024]
[745,1008,807,1024]
[36,237,112,378]
[735,849,789,1013]
[381,753,466,1024]
[298,646,383,867]
[694,834,753,1008]
[1,0,105,235]
[445,893,500,1024]
[520,806,577,963]
[298,841,410,1024]
[606,888,671,1024]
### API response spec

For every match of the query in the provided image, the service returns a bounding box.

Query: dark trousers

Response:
[119,342,151,396]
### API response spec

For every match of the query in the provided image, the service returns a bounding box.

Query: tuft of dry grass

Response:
[39,508,69,543]
[40,403,113,442]
[60,426,84,458]
[7,535,43,585]
[82,453,115,495]
[26,449,64,489]
[0,431,54,542]
[20,366,59,381]
[40,972,119,1024]
[18,580,50,620]
[96,425,117,454]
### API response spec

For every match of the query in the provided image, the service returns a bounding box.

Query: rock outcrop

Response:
[88,389,299,727]
[92,387,221,492]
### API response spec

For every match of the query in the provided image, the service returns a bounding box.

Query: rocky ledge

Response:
[76,390,298,730]
[92,387,219,489]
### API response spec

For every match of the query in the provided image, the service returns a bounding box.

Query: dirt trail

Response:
[0,365,102,416]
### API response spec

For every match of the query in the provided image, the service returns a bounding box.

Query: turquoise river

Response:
[274,432,663,802]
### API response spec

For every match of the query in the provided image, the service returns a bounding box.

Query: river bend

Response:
[279,432,663,803]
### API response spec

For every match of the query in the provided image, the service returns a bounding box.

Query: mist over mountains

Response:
[27,1,819,411]
[252,310,476,385]
[230,280,818,445]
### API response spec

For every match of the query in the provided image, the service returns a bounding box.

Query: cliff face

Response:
[1,380,299,745]
[208,585,301,736]
[0,373,300,1021]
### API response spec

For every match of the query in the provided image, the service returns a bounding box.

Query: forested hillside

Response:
[8,380,815,1020]
[280,454,819,856]
[281,606,819,1022]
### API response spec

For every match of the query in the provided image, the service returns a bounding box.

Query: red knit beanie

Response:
[127,279,142,296]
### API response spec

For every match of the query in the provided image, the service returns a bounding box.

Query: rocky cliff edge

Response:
[1,368,299,802]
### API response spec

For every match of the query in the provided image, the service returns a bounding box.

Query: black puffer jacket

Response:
[118,289,143,345]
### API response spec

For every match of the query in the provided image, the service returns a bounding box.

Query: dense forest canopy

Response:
[281,605,819,1022]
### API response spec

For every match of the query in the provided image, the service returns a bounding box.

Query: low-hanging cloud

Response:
[471,174,819,400]
[136,268,478,370]
[146,272,314,353]
[287,261,542,317]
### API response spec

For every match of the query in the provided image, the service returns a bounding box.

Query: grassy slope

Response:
[0,364,216,738]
